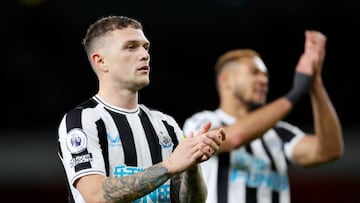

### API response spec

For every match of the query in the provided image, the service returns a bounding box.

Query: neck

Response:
[219,97,248,119]
[97,88,139,110]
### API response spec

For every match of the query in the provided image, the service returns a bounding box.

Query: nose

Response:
[258,73,268,83]
[140,47,150,61]
[257,74,269,90]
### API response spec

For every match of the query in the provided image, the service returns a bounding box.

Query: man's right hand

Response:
[305,30,327,76]
[296,30,327,75]
[162,121,225,175]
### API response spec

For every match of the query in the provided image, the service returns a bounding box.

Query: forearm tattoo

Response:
[178,167,207,203]
[102,164,171,202]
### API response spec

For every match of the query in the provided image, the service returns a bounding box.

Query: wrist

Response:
[285,72,312,105]
[161,159,178,177]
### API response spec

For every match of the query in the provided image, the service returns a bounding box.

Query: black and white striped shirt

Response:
[57,95,183,203]
[182,109,305,203]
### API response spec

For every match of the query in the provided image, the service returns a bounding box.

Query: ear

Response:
[91,53,108,72]
[218,71,230,88]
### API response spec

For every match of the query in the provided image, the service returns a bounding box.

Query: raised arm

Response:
[218,38,316,152]
[291,30,344,167]
[218,97,293,151]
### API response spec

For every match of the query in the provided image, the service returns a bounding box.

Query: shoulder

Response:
[275,121,305,134]
[58,98,98,140]
[65,97,98,114]
[59,97,99,126]
[185,110,220,122]
[182,110,221,134]
[139,104,184,139]
[139,104,178,125]
[274,121,305,142]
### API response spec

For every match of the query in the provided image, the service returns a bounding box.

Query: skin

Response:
[216,30,343,168]
[76,27,226,203]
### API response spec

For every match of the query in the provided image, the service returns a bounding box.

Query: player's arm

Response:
[219,97,292,151]
[178,126,224,202]
[291,30,344,167]
[76,164,172,203]
[170,164,208,203]
[219,47,315,152]
[170,122,225,203]
[76,122,224,203]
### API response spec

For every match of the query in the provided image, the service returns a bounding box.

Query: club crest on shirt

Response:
[158,131,173,148]
[66,128,88,154]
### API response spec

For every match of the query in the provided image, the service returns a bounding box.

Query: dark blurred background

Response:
[1,0,359,202]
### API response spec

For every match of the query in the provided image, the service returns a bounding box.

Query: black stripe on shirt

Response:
[217,152,230,203]
[139,109,162,164]
[274,127,296,143]
[96,119,109,176]
[66,108,92,172]
[217,122,230,203]
[261,138,279,203]
[246,187,257,203]
[63,102,97,202]
[66,108,82,131]
[244,144,257,203]
[260,138,277,171]
[108,110,138,166]
[162,120,179,150]
[245,144,253,154]
[274,127,296,164]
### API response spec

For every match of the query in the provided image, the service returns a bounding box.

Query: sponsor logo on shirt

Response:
[107,133,122,147]
[230,151,289,191]
[114,165,171,203]
[70,153,93,168]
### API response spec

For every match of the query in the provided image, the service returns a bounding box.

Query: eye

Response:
[251,67,259,75]
[127,44,136,50]
[143,43,150,51]
[144,46,150,52]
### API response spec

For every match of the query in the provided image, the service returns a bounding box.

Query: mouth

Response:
[257,89,267,95]
[253,88,268,100]
[254,85,268,95]
[256,91,267,97]
[137,65,150,72]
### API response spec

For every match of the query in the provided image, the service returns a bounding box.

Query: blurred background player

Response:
[182,30,344,203]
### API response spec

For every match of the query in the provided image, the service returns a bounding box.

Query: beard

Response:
[233,87,266,111]
[247,101,264,111]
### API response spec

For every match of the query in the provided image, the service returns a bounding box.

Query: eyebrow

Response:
[125,39,150,46]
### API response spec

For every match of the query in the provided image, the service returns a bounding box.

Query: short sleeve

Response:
[275,121,306,165]
[182,110,223,137]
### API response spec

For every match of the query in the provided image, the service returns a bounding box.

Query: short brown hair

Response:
[82,15,143,54]
[214,49,260,74]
